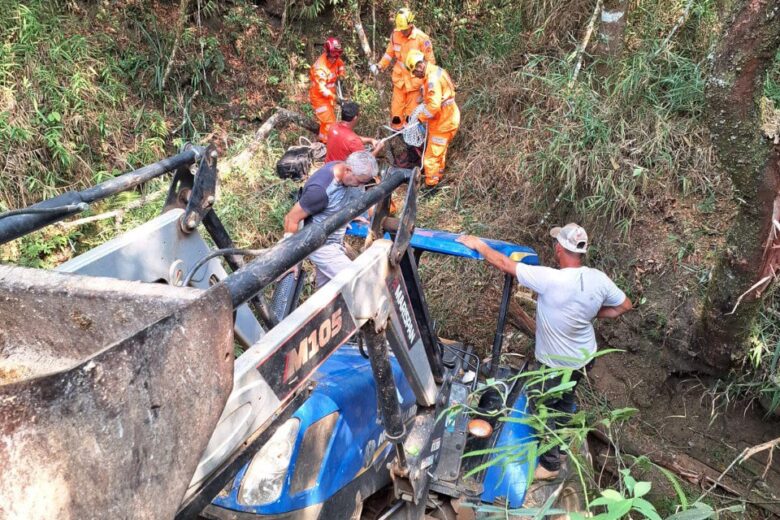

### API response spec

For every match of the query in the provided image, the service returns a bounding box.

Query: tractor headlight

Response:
[239,418,300,506]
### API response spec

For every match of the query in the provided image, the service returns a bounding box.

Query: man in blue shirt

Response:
[283,151,378,287]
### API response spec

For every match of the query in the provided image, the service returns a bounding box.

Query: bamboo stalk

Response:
[569,0,603,86]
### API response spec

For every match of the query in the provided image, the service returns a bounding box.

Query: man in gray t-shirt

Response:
[282,151,378,287]
[458,223,632,480]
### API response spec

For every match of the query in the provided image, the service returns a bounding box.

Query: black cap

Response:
[341,101,360,122]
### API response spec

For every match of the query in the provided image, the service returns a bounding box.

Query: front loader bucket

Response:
[0,266,234,520]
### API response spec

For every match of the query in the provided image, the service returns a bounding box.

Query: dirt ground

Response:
[571,185,780,516]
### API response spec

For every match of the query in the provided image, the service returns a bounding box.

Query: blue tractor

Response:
[202,223,542,519]
[0,147,577,519]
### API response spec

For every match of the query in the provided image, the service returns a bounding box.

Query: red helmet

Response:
[324,37,342,57]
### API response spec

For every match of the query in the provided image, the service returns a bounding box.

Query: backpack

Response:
[276,146,313,181]
[275,139,326,181]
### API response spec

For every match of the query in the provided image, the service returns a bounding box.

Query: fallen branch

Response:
[745,437,780,480]
[162,0,192,90]
[486,286,537,339]
[276,0,293,44]
[569,0,603,86]
[652,0,695,58]
[699,436,780,502]
[226,108,318,171]
[591,427,780,517]
[727,274,773,315]
[353,3,373,61]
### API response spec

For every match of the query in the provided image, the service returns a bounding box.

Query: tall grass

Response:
[446,4,715,239]
[458,357,712,518]
[0,0,170,209]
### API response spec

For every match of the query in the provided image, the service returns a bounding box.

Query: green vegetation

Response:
[1,0,778,514]
[709,291,780,417]
[460,357,727,519]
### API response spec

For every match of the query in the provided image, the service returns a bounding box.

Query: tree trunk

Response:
[695,0,780,370]
[594,0,629,59]
[352,2,373,62]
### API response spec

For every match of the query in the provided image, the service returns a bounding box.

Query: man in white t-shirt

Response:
[457,223,632,480]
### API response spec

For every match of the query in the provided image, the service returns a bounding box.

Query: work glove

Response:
[369,63,379,76]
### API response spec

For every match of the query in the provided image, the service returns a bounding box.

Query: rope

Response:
[298,136,326,160]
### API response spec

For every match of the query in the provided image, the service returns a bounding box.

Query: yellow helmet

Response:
[405,49,425,72]
[394,7,415,30]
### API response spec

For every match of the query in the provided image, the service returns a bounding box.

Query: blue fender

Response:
[480,392,536,508]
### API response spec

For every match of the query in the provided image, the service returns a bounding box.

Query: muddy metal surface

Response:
[0,266,234,519]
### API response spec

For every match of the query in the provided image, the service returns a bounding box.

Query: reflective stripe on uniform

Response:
[394,45,401,52]
[442,98,455,107]
[315,105,329,113]
[383,53,392,62]
[422,107,434,118]
[431,136,447,145]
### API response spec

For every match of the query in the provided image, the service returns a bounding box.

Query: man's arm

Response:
[283,202,310,234]
[315,69,334,99]
[377,38,395,71]
[596,298,633,319]
[360,136,385,156]
[456,235,516,276]
[418,74,441,123]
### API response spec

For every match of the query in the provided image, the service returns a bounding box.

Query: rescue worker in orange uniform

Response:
[406,50,460,188]
[369,8,435,130]
[309,37,346,143]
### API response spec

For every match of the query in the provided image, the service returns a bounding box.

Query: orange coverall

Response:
[377,28,435,129]
[417,64,460,187]
[308,53,345,143]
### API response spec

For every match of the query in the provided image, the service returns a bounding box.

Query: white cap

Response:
[550,223,588,254]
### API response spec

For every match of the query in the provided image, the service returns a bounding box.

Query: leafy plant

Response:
[571,469,660,520]
[666,502,745,520]
[298,0,343,20]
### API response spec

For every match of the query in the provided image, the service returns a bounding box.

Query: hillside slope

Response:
[1,0,778,515]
